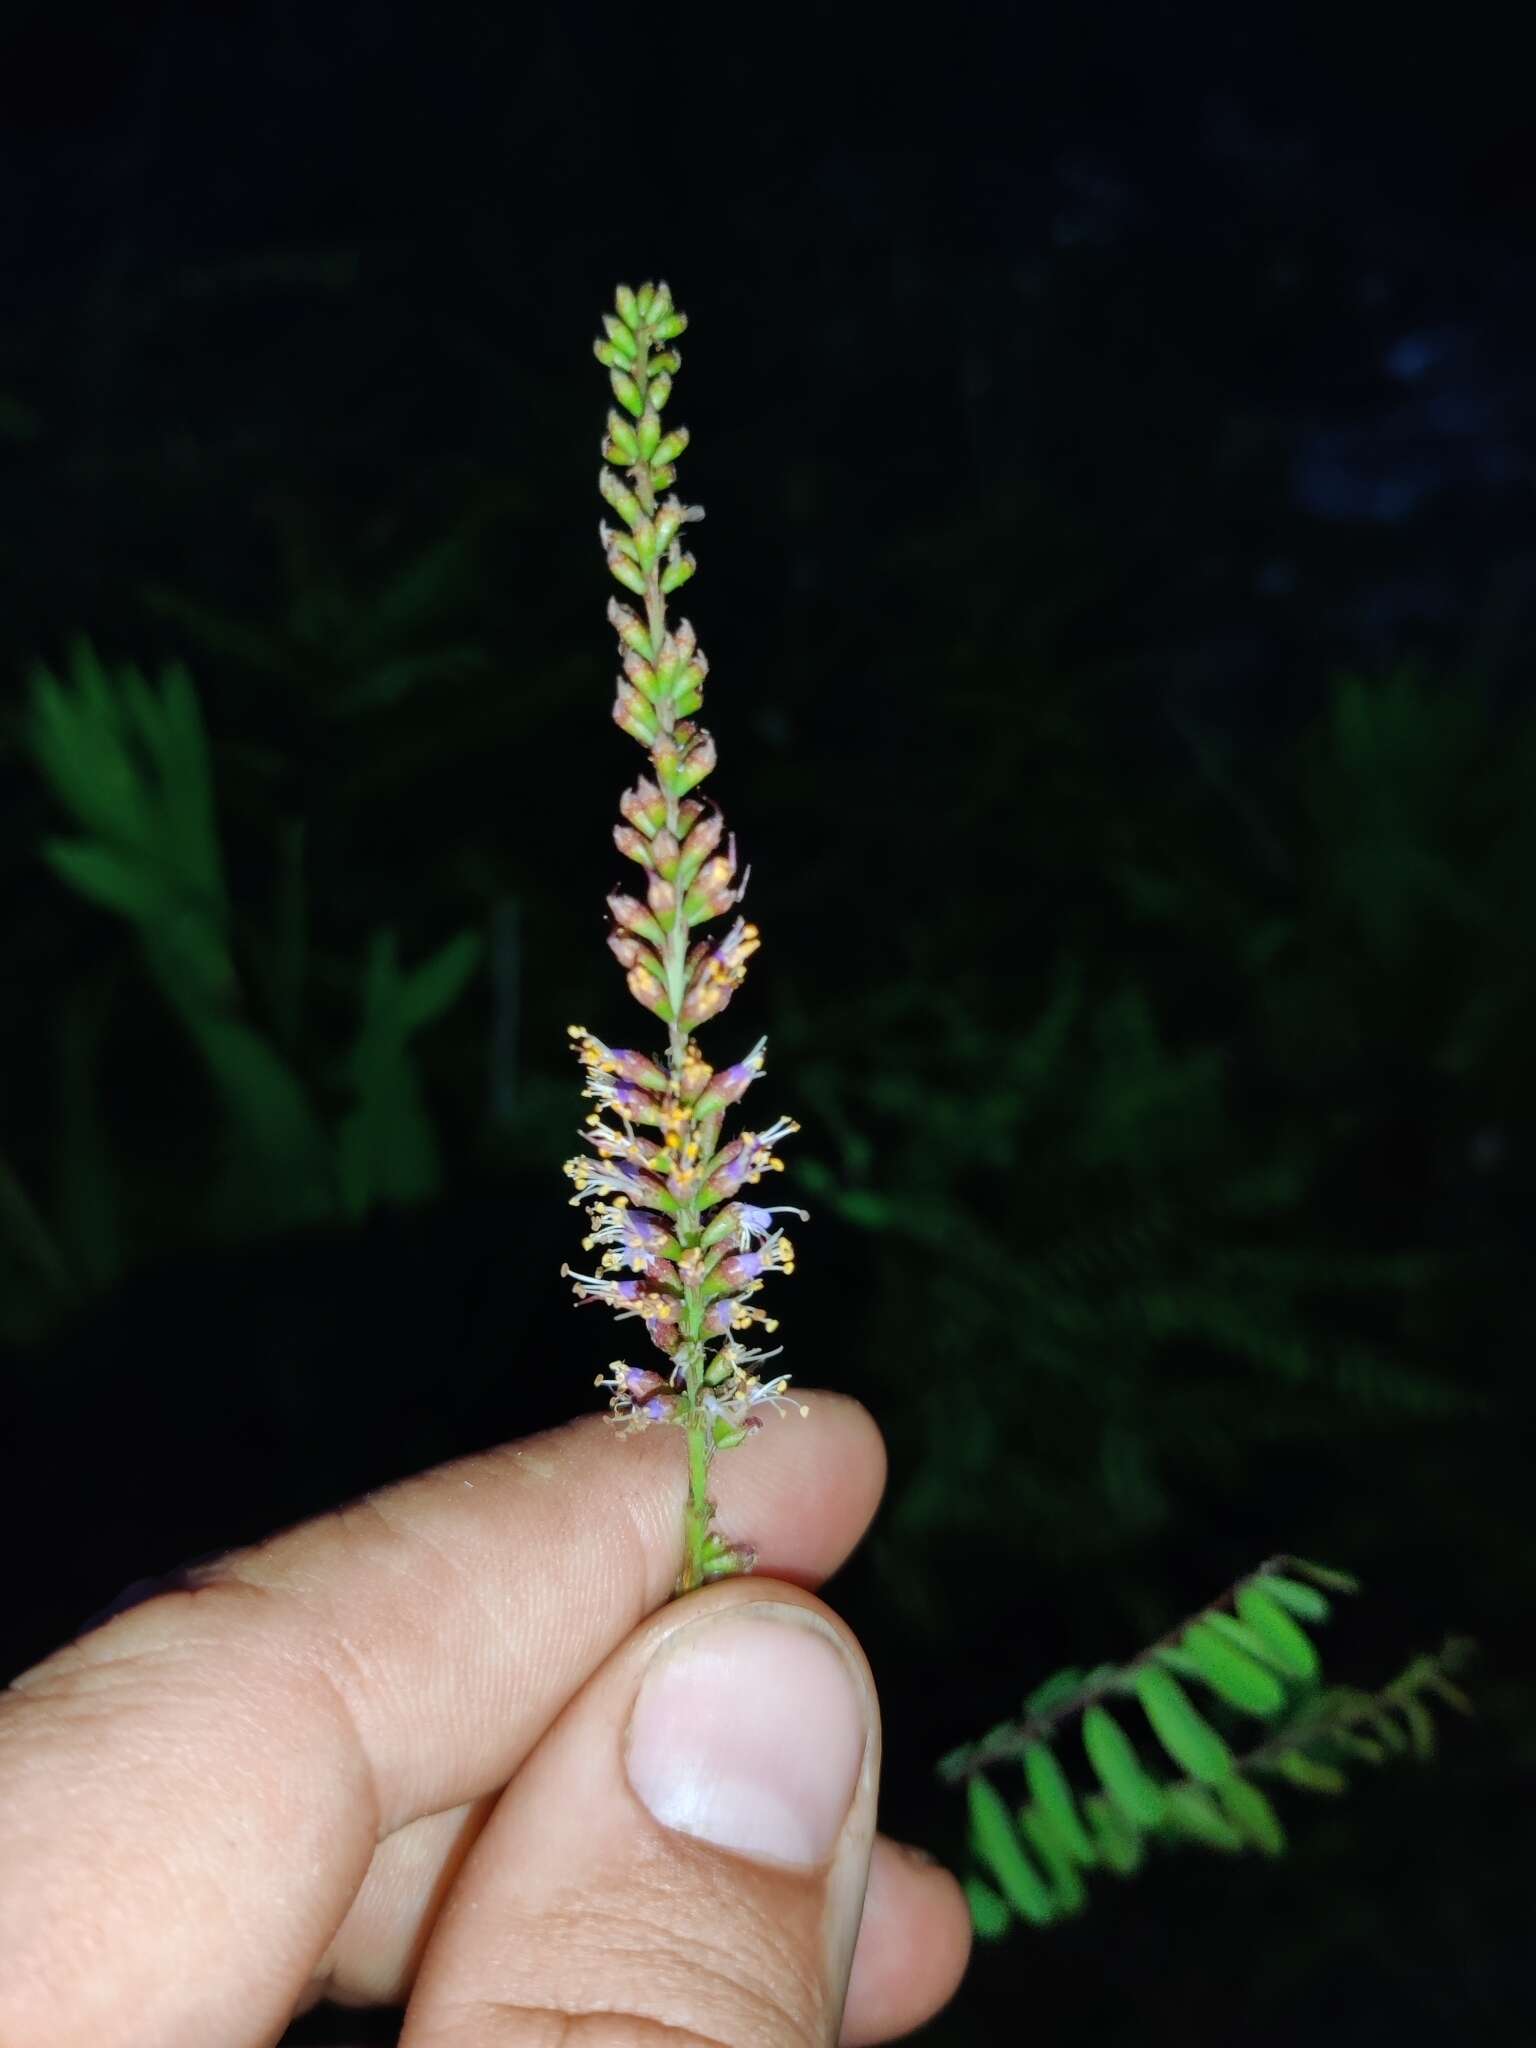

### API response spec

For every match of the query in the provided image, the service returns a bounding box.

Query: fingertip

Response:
[840,1835,974,2047]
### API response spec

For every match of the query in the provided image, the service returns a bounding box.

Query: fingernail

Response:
[626,1603,870,1867]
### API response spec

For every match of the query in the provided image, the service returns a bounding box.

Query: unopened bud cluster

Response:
[564,283,806,1589]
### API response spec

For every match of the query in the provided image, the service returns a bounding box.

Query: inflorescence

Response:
[562,282,807,1590]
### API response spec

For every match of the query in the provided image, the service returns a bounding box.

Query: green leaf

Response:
[1023,1741,1096,1865]
[1216,1775,1286,1855]
[1020,1805,1088,1915]
[1255,1573,1332,1623]
[968,1776,1054,1925]
[1082,1705,1165,1828]
[1159,1782,1244,1852]
[1275,1752,1348,1794]
[1235,1587,1321,1681]
[1182,1619,1287,1716]
[1134,1666,1235,1785]
[964,1877,1012,1941]
[1400,1697,1437,1760]
[1084,1792,1144,1876]
[399,929,483,1035]
[44,839,161,922]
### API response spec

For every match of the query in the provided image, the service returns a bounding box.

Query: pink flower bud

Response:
[607,893,663,945]
[608,598,653,658]
[619,778,666,832]
[646,872,678,923]
[676,729,716,794]
[613,823,651,866]
[626,961,672,1019]
[612,682,656,744]
[622,650,658,698]
[650,828,681,879]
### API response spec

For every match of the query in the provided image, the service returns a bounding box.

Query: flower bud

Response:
[608,930,644,970]
[650,464,675,489]
[648,281,673,323]
[684,852,738,922]
[649,828,681,879]
[676,809,724,886]
[619,777,666,832]
[654,426,690,465]
[712,1417,750,1449]
[608,598,652,658]
[608,892,664,945]
[615,284,641,331]
[637,411,661,461]
[675,729,716,793]
[593,339,623,369]
[659,550,695,594]
[610,369,644,418]
[613,823,651,866]
[649,351,681,378]
[612,682,656,743]
[606,548,647,596]
[622,650,658,698]
[599,468,642,527]
[652,311,688,341]
[646,872,678,924]
[654,503,683,553]
[626,960,673,1020]
[649,371,673,411]
[602,312,636,358]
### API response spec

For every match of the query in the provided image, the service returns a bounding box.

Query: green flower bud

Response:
[613,823,652,866]
[609,370,645,418]
[648,371,673,411]
[653,426,690,466]
[607,598,653,658]
[649,463,676,490]
[607,550,647,596]
[615,283,640,331]
[654,504,683,553]
[649,281,673,323]
[599,468,642,527]
[593,339,624,369]
[602,313,637,359]
[635,281,656,318]
[651,311,688,342]
[648,350,681,378]
[637,411,661,461]
[659,551,696,594]
[607,411,640,461]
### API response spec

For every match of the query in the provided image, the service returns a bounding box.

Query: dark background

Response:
[2,4,1533,2042]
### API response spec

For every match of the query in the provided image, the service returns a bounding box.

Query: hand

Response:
[0,1391,971,2045]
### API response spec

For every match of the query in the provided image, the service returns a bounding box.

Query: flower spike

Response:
[563,284,806,1593]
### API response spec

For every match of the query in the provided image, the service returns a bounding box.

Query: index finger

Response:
[0,1390,885,2048]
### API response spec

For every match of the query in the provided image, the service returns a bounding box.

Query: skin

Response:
[0,1390,971,2046]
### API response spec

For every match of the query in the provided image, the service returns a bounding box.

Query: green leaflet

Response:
[1082,1705,1165,1828]
[1159,1782,1245,1852]
[1216,1775,1286,1855]
[1023,1740,1096,1865]
[1021,1805,1088,1916]
[1235,1586,1321,1681]
[1135,1665,1235,1785]
[968,1776,1054,1924]
[1024,1666,1088,1717]
[1276,1750,1349,1794]
[1202,1608,1288,1666]
[1401,1696,1437,1760]
[964,1877,1012,1941]
[1291,1558,1362,1596]
[1255,1572,1332,1623]
[1084,1791,1144,1876]
[1182,1618,1287,1715]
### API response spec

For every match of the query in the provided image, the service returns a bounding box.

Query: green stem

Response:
[632,317,714,1594]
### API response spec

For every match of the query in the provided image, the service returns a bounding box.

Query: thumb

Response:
[400,1581,880,2047]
